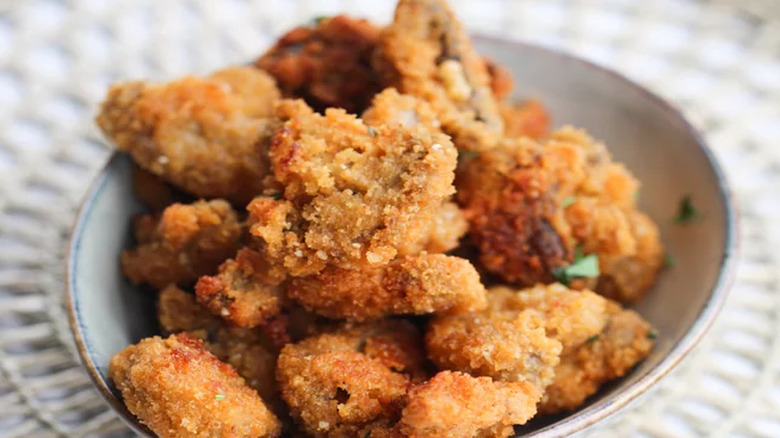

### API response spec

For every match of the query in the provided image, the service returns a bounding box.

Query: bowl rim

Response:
[65,35,739,438]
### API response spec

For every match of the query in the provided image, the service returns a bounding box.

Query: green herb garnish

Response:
[586,334,599,343]
[634,190,640,201]
[458,150,479,162]
[561,195,576,208]
[551,248,600,286]
[215,394,226,400]
[313,15,329,25]
[367,126,377,137]
[674,195,698,224]
[647,329,658,340]
[664,254,675,268]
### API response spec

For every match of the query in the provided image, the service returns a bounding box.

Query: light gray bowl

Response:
[66,36,738,437]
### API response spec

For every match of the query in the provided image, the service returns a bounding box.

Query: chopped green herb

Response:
[586,334,599,343]
[664,254,675,268]
[674,195,698,224]
[647,329,658,340]
[363,431,372,438]
[551,249,600,286]
[266,192,281,200]
[633,190,640,201]
[561,195,576,208]
[215,394,226,400]
[367,126,378,137]
[312,15,328,25]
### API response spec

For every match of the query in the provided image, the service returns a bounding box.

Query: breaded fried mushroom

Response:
[121,199,241,289]
[256,15,382,114]
[539,301,655,414]
[375,0,503,151]
[195,247,286,328]
[288,253,487,321]
[426,301,562,389]
[157,285,283,415]
[109,334,281,438]
[96,66,281,204]
[458,127,664,303]
[399,371,541,438]
[362,88,441,133]
[248,99,457,276]
[277,321,427,437]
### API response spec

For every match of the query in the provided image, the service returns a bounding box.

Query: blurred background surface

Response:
[0,0,779,436]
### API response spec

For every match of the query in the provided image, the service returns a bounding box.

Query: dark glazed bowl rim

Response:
[65,35,739,438]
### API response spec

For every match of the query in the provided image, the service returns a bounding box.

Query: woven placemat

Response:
[1,0,778,436]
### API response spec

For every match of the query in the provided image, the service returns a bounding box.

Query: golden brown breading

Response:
[256,15,382,114]
[487,284,609,349]
[195,247,286,328]
[458,127,664,303]
[399,371,541,438]
[426,303,562,389]
[96,66,281,204]
[121,200,242,290]
[277,321,427,437]
[374,0,503,151]
[247,99,457,276]
[539,301,655,414]
[499,100,551,140]
[457,136,574,286]
[288,253,487,321]
[362,88,442,133]
[404,201,468,254]
[109,334,281,438]
[157,285,284,415]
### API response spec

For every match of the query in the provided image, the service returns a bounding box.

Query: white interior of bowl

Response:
[67,37,736,437]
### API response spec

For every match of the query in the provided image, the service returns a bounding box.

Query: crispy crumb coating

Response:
[457,136,573,286]
[458,127,663,303]
[96,66,281,204]
[256,15,382,114]
[277,321,427,437]
[109,334,281,438]
[426,302,562,389]
[487,284,609,349]
[195,247,286,328]
[247,99,457,276]
[121,199,241,290]
[399,371,541,438]
[157,285,284,416]
[288,253,487,321]
[499,100,551,140]
[375,0,503,151]
[539,301,655,414]
[407,201,469,254]
[362,88,442,133]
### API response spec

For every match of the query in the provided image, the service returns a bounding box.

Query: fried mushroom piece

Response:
[195,247,286,328]
[375,0,503,152]
[248,99,457,276]
[288,253,487,321]
[457,136,574,286]
[109,334,281,438]
[277,321,427,437]
[96,66,281,204]
[399,371,541,438]
[426,302,562,389]
[499,100,551,140]
[539,301,655,414]
[458,127,664,303]
[121,199,241,290]
[256,15,382,114]
[131,164,192,211]
[157,285,284,415]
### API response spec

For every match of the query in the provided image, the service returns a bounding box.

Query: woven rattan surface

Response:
[1,0,779,436]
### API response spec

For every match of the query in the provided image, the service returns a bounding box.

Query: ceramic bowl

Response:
[66,36,738,437]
